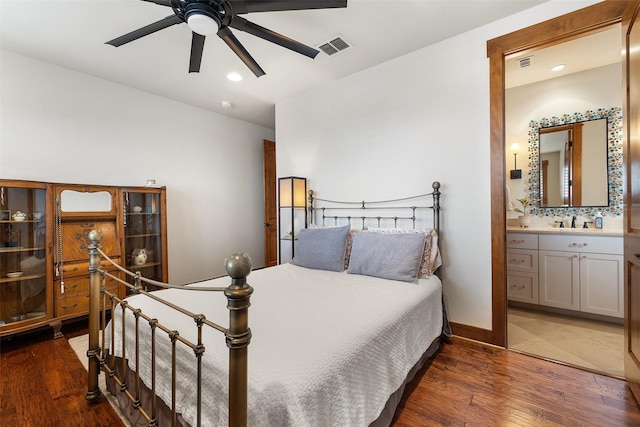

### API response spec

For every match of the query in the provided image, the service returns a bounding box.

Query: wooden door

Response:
[263,140,277,267]
[624,0,640,402]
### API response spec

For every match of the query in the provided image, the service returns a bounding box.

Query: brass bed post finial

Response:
[86,229,103,402]
[224,252,254,427]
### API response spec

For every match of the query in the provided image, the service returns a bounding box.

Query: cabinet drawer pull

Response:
[508,239,525,244]
[61,267,79,273]
[508,258,525,264]
[61,303,78,309]
[570,242,588,248]
[510,285,526,290]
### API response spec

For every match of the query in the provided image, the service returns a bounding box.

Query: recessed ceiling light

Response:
[551,64,565,72]
[221,100,232,109]
[227,72,242,82]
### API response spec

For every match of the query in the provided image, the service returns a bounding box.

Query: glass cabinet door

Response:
[0,182,51,330]
[122,188,167,291]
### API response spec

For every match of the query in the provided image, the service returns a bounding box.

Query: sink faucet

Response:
[571,215,577,228]
[555,220,565,228]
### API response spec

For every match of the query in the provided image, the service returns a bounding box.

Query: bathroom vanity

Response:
[507,228,623,319]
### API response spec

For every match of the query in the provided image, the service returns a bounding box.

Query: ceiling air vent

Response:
[317,35,351,56]
[518,56,533,68]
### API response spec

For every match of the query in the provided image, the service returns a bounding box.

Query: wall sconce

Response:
[510,143,522,179]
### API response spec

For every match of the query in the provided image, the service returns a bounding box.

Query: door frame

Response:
[487,1,628,346]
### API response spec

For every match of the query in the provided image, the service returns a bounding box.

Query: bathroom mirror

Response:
[527,107,623,216]
[539,118,608,207]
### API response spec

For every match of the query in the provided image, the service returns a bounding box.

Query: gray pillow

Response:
[292,225,350,271]
[346,232,425,283]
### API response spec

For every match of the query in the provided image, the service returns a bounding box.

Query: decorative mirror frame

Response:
[526,107,623,218]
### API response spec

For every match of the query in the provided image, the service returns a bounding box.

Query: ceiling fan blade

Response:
[106,15,183,47]
[230,16,319,58]
[230,0,347,14]
[217,27,265,77]
[189,33,206,73]
[140,0,174,7]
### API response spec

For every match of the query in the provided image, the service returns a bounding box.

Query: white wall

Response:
[275,0,601,330]
[0,50,275,283]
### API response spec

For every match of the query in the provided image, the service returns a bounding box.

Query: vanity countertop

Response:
[507,226,622,237]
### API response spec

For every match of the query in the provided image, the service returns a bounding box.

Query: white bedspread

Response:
[106,263,443,427]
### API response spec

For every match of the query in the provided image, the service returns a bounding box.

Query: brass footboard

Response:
[84,230,252,427]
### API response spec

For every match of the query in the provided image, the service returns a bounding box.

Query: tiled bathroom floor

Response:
[507,306,624,377]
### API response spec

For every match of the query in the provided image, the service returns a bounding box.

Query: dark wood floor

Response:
[0,323,122,426]
[2,325,640,426]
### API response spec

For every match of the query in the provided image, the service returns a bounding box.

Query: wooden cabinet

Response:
[506,233,539,303]
[539,234,623,318]
[51,184,126,336]
[0,180,168,337]
[508,230,624,319]
[120,187,167,291]
[0,181,53,336]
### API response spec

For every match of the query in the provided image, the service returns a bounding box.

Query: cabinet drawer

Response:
[539,234,622,254]
[56,294,89,317]
[507,249,538,272]
[507,272,538,304]
[507,233,538,249]
[54,274,121,298]
[57,258,121,278]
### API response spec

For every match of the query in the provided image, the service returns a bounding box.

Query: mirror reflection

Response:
[539,118,608,207]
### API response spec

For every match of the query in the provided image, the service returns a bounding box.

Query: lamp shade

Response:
[279,177,307,207]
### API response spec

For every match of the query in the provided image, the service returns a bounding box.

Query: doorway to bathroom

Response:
[504,25,624,378]
[486,1,633,378]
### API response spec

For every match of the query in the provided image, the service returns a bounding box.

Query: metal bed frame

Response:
[84,231,253,427]
[83,181,442,427]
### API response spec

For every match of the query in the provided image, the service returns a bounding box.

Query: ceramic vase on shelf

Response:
[518,215,531,228]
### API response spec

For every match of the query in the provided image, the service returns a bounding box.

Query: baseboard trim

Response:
[450,321,494,344]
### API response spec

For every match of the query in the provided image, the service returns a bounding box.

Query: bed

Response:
[85,181,449,427]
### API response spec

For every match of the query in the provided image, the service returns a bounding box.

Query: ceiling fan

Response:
[106,0,347,77]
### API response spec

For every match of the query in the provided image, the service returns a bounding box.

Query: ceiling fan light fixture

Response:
[187,13,220,36]
[185,3,222,36]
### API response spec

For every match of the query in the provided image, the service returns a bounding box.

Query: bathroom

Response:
[504,25,624,377]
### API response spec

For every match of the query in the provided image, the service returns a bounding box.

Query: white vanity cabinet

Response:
[538,234,623,318]
[506,233,539,304]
